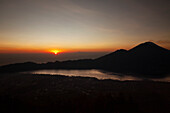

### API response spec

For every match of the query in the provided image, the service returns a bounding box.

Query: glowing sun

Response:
[50,49,61,55]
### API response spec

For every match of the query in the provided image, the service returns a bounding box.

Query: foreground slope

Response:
[0,73,170,113]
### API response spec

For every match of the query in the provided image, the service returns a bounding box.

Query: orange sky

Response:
[0,0,170,54]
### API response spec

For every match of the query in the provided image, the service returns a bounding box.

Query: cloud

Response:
[58,0,101,16]
[94,26,122,33]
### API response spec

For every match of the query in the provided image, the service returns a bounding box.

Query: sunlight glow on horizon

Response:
[50,49,61,55]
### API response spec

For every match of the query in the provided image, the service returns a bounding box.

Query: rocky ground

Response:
[0,73,170,113]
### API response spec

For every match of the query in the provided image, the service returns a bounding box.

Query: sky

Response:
[0,0,170,53]
[0,0,170,65]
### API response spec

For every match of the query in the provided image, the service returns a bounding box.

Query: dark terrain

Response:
[0,73,170,113]
[0,42,170,113]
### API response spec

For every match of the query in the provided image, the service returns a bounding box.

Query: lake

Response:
[25,69,170,82]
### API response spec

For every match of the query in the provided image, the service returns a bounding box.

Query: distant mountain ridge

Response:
[0,42,170,75]
[95,42,170,75]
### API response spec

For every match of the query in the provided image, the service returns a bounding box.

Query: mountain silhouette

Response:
[0,42,170,75]
[95,42,170,75]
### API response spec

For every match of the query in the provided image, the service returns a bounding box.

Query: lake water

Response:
[26,69,170,82]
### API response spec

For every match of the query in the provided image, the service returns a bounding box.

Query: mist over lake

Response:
[25,69,170,82]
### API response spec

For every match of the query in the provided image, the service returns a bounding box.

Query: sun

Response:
[50,49,61,55]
